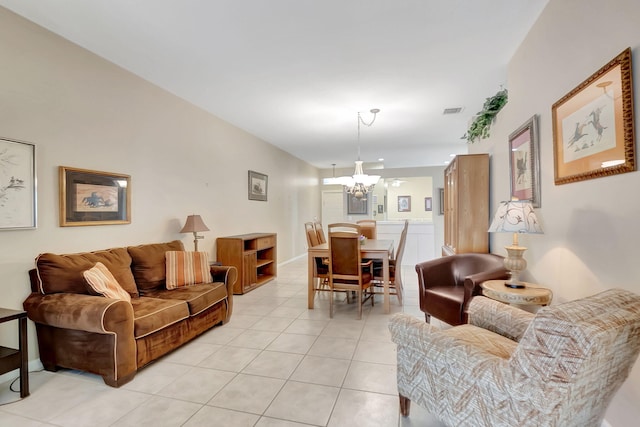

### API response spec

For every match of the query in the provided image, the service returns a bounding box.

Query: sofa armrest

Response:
[210,265,237,321]
[463,268,511,297]
[23,292,134,334]
[210,265,237,287]
[462,267,511,319]
[389,313,508,367]
[467,296,534,342]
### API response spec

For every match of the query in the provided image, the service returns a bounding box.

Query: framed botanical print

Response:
[0,137,37,229]
[509,115,541,207]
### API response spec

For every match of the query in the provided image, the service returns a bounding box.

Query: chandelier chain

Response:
[356,109,378,160]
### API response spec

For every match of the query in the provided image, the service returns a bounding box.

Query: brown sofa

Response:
[23,240,237,387]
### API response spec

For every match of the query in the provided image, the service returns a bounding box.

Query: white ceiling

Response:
[0,0,549,170]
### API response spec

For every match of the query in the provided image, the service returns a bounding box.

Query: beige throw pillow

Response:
[83,262,132,302]
[165,251,211,289]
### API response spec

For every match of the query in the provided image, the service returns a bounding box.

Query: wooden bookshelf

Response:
[216,233,277,294]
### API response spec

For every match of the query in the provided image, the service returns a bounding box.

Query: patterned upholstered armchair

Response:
[389,289,640,427]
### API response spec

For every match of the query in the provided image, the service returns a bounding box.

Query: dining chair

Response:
[327,223,374,319]
[305,222,320,247]
[305,222,328,292]
[373,219,408,304]
[356,219,377,239]
[313,221,326,244]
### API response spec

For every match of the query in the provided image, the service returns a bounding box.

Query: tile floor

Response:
[0,256,447,427]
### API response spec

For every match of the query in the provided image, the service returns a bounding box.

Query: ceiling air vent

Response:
[443,107,463,115]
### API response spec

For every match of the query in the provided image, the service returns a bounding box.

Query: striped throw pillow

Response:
[83,262,132,302]
[165,251,211,289]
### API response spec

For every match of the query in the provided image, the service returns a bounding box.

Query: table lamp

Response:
[180,214,209,251]
[488,200,543,288]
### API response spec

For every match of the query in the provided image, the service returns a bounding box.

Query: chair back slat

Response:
[314,222,326,244]
[305,221,320,247]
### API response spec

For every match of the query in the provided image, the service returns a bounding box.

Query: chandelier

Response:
[335,109,381,199]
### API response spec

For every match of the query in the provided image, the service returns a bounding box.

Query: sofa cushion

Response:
[165,251,211,289]
[128,240,184,291]
[36,247,138,297]
[142,282,227,316]
[83,262,132,302]
[130,297,190,339]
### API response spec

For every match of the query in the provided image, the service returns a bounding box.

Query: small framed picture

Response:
[248,170,268,201]
[377,204,384,214]
[397,195,411,212]
[59,166,131,226]
[424,197,432,211]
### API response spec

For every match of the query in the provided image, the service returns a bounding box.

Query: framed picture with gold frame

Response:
[59,166,131,226]
[552,48,635,185]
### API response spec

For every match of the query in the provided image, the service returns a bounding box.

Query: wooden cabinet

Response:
[216,233,277,294]
[443,154,489,255]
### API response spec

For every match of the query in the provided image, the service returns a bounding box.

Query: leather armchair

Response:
[416,253,509,325]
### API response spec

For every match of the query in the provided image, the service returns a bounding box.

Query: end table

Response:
[0,308,29,398]
[481,280,553,307]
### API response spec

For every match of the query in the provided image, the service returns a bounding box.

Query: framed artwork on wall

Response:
[509,115,541,207]
[347,194,367,214]
[424,197,432,211]
[552,47,635,185]
[438,188,444,215]
[398,195,411,212]
[248,170,268,201]
[0,137,37,230]
[59,166,131,226]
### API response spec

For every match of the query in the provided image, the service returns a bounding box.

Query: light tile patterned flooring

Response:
[0,256,447,427]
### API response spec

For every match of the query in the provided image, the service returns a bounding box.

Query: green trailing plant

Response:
[464,88,508,143]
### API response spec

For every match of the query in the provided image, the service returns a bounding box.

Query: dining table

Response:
[307,239,396,314]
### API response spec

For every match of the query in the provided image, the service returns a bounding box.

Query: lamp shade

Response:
[488,201,543,234]
[180,215,209,233]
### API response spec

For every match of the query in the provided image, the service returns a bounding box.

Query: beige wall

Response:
[0,8,320,364]
[385,176,434,221]
[470,0,640,424]
[320,166,446,251]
